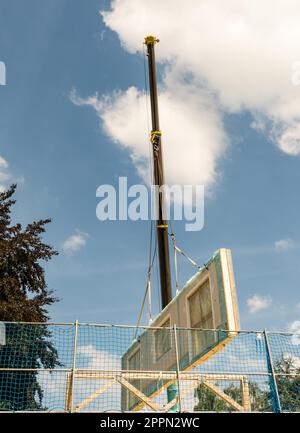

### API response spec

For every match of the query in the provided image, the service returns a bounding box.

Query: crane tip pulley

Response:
[144,35,159,46]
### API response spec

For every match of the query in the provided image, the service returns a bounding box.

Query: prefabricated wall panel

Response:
[121,248,240,410]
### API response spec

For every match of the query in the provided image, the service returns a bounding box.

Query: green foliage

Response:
[194,381,270,412]
[274,355,300,412]
[194,355,300,412]
[0,185,59,410]
[0,185,58,322]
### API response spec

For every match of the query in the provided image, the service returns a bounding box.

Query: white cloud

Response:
[283,353,300,369]
[75,345,121,411]
[62,230,89,255]
[247,294,272,314]
[77,344,121,370]
[38,346,121,412]
[0,155,11,192]
[276,123,300,155]
[0,156,8,169]
[274,238,294,252]
[71,83,227,193]
[288,320,300,332]
[38,370,67,408]
[98,0,300,169]
[288,320,300,345]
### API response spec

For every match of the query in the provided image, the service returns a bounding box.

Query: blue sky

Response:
[0,0,300,331]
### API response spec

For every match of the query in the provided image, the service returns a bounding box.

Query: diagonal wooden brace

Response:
[117,376,161,412]
[203,380,244,411]
[74,379,117,412]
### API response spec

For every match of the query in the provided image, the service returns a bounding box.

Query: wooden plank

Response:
[75,370,247,382]
[203,380,244,411]
[117,377,161,412]
[241,378,251,411]
[74,380,116,412]
[64,373,72,412]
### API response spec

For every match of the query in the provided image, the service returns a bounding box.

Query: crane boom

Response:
[144,35,172,309]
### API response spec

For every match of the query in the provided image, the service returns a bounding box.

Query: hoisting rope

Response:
[154,147,205,293]
[133,232,157,341]
[173,237,202,269]
[169,224,205,294]
[169,231,180,294]
[133,269,152,341]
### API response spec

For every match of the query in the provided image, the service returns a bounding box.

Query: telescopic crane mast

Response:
[144,35,172,309]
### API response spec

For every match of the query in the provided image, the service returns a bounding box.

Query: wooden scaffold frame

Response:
[65,369,251,413]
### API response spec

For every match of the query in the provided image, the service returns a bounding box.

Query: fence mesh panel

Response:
[0,322,299,412]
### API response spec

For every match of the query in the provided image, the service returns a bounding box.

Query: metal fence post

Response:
[264,329,281,413]
[70,320,79,413]
[173,324,182,413]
